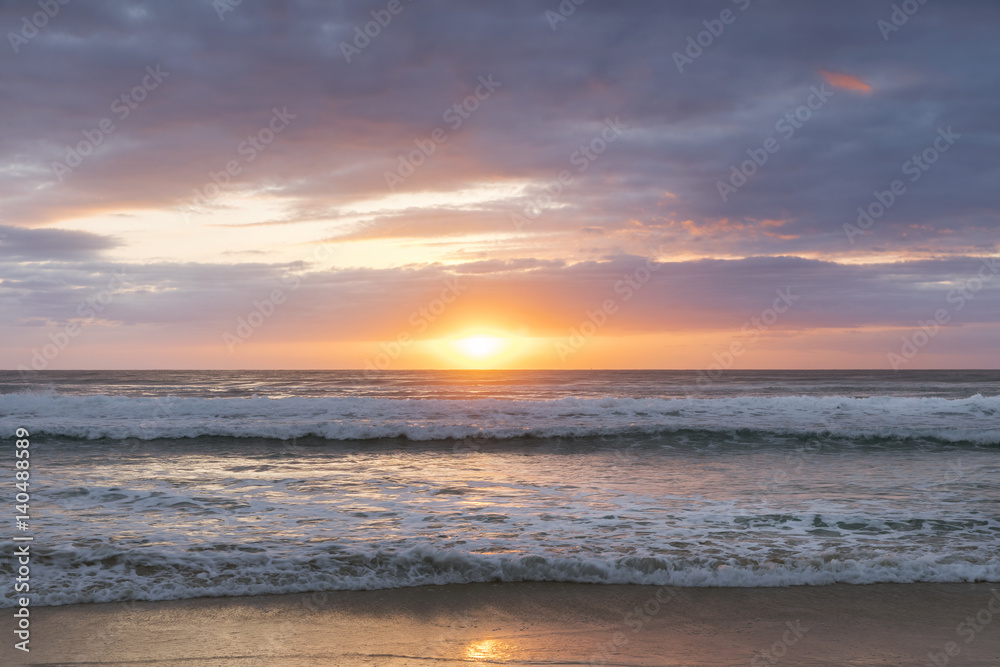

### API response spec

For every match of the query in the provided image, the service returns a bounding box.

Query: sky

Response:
[2,0,999,371]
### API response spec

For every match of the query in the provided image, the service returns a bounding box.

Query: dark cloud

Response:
[0,0,995,252]
[4,255,997,341]
[0,225,118,260]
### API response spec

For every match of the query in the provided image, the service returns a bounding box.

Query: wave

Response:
[3,543,998,608]
[2,393,999,444]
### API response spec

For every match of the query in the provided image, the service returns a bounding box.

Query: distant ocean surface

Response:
[1,370,998,607]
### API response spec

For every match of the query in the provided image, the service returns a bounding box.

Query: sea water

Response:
[1,370,997,607]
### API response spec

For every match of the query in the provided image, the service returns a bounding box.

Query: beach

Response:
[8,582,1000,666]
[5,0,999,659]
[3,370,998,665]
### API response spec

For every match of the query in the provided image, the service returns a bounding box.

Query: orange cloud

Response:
[820,70,873,93]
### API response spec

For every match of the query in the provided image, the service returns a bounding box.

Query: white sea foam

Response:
[7,544,1000,607]
[1,393,999,443]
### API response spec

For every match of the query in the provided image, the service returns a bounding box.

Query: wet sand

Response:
[6,582,1000,666]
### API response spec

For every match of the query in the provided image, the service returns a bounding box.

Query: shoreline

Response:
[6,581,1000,666]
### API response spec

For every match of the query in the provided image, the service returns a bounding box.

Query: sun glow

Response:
[429,330,538,368]
[464,638,517,661]
[454,335,509,359]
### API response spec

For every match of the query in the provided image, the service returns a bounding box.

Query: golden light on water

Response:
[464,638,516,662]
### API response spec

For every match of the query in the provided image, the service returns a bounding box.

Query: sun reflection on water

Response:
[464,638,517,663]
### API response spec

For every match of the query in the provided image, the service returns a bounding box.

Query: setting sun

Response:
[455,335,509,359]
[427,331,541,368]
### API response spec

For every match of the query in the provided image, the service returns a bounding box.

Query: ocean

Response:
[2,370,998,608]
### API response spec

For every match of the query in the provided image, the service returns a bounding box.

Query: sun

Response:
[435,329,537,368]
[454,335,509,360]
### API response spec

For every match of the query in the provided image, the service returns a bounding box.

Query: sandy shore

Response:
[5,582,1000,666]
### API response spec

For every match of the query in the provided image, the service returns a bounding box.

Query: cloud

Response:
[4,253,998,339]
[820,70,873,93]
[2,0,999,367]
[0,0,995,261]
[0,225,119,260]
